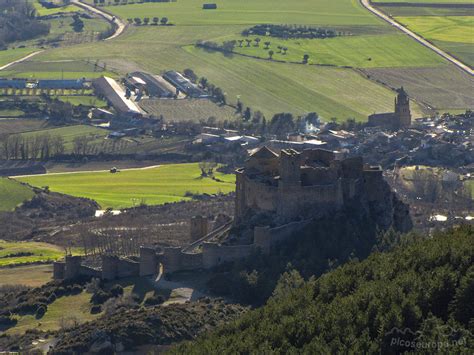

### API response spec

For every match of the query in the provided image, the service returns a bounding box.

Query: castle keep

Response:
[235,147,386,224]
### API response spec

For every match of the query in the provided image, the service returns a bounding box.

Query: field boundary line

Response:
[10,164,162,178]
[0,51,44,72]
[361,0,473,76]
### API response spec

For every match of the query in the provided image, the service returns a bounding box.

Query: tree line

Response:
[126,16,169,26]
[243,24,338,39]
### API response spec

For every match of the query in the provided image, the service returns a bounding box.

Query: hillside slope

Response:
[175,226,474,353]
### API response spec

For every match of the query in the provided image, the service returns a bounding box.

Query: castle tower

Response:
[190,215,209,241]
[277,149,302,221]
[279,149,301,186]
[395,87,411,128]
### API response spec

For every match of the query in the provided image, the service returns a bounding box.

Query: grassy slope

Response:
[8,291,99,335]
[16,163,236,209]
[231,34,443,67]
[35,0,438,120]
[19,125,108,151]
[0,240,66,267]
[0,48,36,68]
[0,264,53,287]
[0,179,34,212]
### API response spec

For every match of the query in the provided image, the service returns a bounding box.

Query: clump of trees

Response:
[243,24,337,39]
[127,16,169,26]
[71,14,84,32]
[0,0,50,48]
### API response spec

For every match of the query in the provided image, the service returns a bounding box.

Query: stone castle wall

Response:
[202,242,255,269]
[254,220,311,253]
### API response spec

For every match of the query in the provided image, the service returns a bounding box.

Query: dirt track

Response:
[360,0,473,76]
[71,0,126,41]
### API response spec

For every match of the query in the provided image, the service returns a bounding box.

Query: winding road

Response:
[0,1,124,73]
[360,0,473,76]
[71,0,126,41]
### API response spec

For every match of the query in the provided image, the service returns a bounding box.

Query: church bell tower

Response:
[395,87,411,128]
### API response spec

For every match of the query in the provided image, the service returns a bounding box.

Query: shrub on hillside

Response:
[144,295,165,306]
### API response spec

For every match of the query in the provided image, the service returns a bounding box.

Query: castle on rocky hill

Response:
[54,148,412,281]
[236,147,391,224]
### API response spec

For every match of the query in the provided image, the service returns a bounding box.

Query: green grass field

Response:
[0,48,36,68]
[0,264,53,287]
[86,0,383,26]
[374,0,472,3]
[56,95,108,107]
[33,0,79,16]
[0,179,34,212]
[19,125,108,151]
[16,163,236,209]
[8,291,100,335]
[0,240,67,267]
[32,0,448,119]
[231,33,443,67]
[1,60,116,80]
[396,16,474,66]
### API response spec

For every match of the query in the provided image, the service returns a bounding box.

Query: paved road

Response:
[360,0,473,76]
[72,0,126,41]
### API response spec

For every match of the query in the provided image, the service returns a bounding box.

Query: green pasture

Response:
[397,16,473,44]
[374,0,472,3]
[8,291,100,335]
[1,60,115,80]
[0,48,36,68]
[396,16,473,66]
[36,24,424,120]
[0,179,34,212]
[16,163,236,209]
[33,0,446,119]
[56,95,108,107]
[87,0,382,26]
[231,33,443,67]
[33,0,79,16]
[0,240,66,267]
[19,125,108,151]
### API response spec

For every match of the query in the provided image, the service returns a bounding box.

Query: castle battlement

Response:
[235,147,385,223]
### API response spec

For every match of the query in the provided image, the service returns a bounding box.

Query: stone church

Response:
[368,87,411,130]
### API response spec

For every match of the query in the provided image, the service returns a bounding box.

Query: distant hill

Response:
[175,225,474,353]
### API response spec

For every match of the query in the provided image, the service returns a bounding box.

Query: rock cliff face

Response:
[364,178,413,234]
